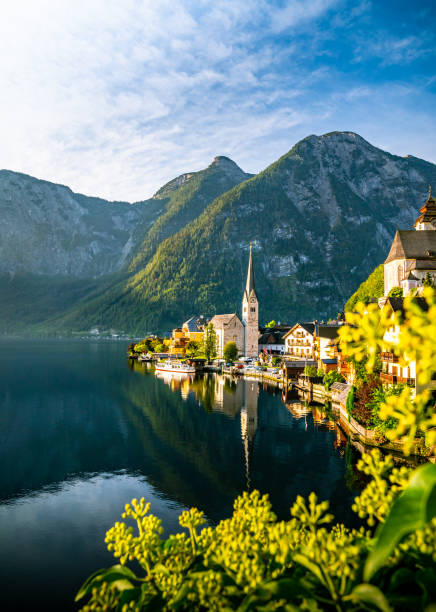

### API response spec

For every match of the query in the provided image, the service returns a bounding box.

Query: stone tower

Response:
[242,244,259,358]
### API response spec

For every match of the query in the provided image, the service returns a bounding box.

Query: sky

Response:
[0,0,435,201]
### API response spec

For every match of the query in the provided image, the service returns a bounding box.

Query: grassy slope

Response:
[344,264,384,312]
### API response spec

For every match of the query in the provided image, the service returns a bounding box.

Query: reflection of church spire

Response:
[240,380,259,491]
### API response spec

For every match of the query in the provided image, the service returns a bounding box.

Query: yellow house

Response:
[169,316,206,355]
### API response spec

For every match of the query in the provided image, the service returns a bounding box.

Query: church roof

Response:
[382,297,429,317]
[210,313,241,328]
[244,243,257,300]
[384,230,436,263]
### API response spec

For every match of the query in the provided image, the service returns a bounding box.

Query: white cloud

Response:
[0,0,434,201]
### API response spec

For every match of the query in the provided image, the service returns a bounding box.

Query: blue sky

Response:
[0,0,435,200]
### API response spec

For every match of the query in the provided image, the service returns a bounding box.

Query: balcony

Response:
[380,351,399,363]
[380,372,415,386]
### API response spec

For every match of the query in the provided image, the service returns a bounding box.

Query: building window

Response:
[250,307,255,312]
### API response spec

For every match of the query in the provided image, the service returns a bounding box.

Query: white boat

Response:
[138,353,153,362]
[155,359,195,374]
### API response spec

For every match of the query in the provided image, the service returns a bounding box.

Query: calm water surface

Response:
[0,340,359,610]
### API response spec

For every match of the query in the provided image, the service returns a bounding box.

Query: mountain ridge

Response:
[1,131,435,335]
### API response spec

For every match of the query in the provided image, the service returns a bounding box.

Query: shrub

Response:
[387,286,403,297]
[323,370,345,390]
[303,365,318,377]
[223,341,238,363]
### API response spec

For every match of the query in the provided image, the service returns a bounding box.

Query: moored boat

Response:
[155,359,195,374]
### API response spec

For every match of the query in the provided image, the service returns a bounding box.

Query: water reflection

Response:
[0,342,362,610]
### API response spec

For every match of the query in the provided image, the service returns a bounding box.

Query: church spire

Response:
[245,243,257,299]
[414,187,436,230]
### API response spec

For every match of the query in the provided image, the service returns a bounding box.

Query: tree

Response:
[387,286,403,297]
[202,323,217,363]
[423,272,434,287]
[186,340,200,356]
[223,341,238,362]
[323,370,345,390]
[265,320,276,328]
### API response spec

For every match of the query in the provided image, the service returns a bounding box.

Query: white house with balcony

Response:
[283,323,316,359]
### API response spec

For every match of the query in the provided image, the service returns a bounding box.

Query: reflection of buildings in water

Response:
[285,399,311,419]
[312,407,336,431]
[240,380,259,490]
[334,427,348,455]
[212,376,243,417]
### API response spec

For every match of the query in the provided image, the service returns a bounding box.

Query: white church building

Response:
[210,244,259,358]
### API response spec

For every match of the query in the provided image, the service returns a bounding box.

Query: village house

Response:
[283,323,316,359]
[258,325,290,355]
[314,323,343,372]
[169,315,207,355]
[383,188,436,296]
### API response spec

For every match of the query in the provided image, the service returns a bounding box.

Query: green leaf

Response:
[238,578,309,611]
[349,584,391,612]
[75,564,138,601]
[364,463,436,581]
[117,587,142,611]
[292,554,327,587]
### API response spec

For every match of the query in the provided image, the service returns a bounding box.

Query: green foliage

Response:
[346,386,355,421]
[364,462,436,581]
[345,264,384,312]
[77,458,436,611]
[186,340,201,357]
[323,370,345,390]
[387,286,403,298]
[133,337,163,354]
[368,385,402,437]
[223,341,238,363]
[303,365,318,377]
[265,320,276,328]
[203,323,217,363]
[271,356,282,366]
[423,272,434,288]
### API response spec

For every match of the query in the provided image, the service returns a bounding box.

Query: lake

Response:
[0,340,360,610]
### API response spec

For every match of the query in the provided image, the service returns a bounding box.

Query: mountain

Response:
[0,158,251,334]
[1,132,436,336]
[44,131,436,335]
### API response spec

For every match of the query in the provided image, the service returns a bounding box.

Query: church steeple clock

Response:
[242,243,259,358]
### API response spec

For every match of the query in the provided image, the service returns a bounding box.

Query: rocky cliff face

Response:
[78,131,436,333]
[1,132,436,334]
[0,170,154,277]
